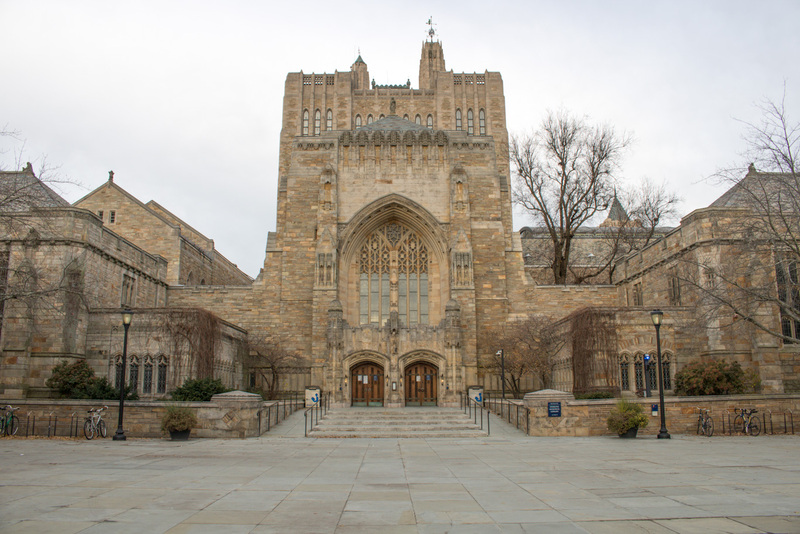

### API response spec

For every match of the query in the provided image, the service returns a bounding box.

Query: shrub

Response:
[161,405,198,432]
[170,378,229,401]
[606,399,649,434]
[674,360,759,396]
[574,391,616,400]
[46,360,137,400]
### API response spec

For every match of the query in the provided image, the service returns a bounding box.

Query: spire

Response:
[600,195,630,227]
[351,51,369,90]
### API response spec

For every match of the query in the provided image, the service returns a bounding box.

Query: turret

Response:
[419,41,446,90]
[351,54,370,90]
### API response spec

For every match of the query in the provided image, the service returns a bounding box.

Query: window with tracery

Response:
[455,109,462,130]
[143,357,153,394]
[314,109,321,136]
[359,223,429,326]
[157,356,168,394]
[302,110,309,136]
[467,109,474,135]
[326,109,332,131]
[479,109,486,135]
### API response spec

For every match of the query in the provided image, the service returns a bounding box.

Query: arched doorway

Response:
[404,362,438,406]
[351,362,384,406]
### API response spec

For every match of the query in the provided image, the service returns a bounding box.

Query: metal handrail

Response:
[304,391,331,437]
[462,393,490,435]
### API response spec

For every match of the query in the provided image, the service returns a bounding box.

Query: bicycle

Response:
[733,407,761,436]
[1,405,20,436]
[84,406,108,440]
[695,408,714,437]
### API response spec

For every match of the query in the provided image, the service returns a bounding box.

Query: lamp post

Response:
[113,309,134,441]
[496,349,505,400]
[650,310,670,439]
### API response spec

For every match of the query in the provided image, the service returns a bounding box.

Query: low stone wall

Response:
[3,393,303,439]
[516,394,800,437]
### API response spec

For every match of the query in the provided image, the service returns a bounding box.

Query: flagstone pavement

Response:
[0,408,798,533]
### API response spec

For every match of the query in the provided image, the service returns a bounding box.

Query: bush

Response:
[574,391,616,400]
[674,360,759,396]
[46,360,137,400]
[606,399,649,434]
[170,378,229,401]
[161,405,198,432]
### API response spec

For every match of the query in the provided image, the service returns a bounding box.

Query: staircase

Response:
[308,407,488,438]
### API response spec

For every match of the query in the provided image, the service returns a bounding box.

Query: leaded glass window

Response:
[143,359,153,394]
[358,223,429,326]
[129,357,139,391]
[157,356,168,394]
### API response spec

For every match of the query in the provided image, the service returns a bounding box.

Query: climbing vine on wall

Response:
[570,308,618,395]
[158,308,221,381]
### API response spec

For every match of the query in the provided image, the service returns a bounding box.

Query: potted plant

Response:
[161,405,198,441]
[607,399,649,438]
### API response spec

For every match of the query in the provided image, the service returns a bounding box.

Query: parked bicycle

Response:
[84,406,108,440]
[733,408,760,436]
[696,408,714,436]
[1,405,20,436]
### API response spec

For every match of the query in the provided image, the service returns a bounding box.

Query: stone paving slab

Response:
[0,410,798,533]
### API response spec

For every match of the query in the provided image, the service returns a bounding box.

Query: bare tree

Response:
[246,334,302,399]
[684,91,800,343]
[483,316,566,398]
[512,109,631,284]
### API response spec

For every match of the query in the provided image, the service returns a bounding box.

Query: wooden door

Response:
[351,362,384,407]
[404,362,438,406]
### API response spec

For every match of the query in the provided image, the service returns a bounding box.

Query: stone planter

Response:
[169,429,191,441]
[619,427,639,439]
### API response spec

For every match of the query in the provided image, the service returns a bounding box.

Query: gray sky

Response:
[2,0,798,278]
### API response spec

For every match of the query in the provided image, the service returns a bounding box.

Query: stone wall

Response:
[6,395,303,439]
[510,394,800,437]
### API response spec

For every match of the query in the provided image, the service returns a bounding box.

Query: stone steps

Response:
[308,407,488,438]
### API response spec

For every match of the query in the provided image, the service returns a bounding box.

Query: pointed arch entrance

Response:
[404,361,438,406]
[351,361,385,406]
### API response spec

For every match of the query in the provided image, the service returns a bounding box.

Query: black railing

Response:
[483,395,530,434]
[461,393,490,435]
[258,395,304,435]
[304,391,331,437]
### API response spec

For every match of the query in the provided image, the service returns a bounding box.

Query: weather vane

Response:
[426,17,437,42]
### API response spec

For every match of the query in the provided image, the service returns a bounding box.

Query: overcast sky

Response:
[2,1,798,278]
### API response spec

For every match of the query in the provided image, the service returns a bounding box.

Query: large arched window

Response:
[302,110,309,136]
[479,109,486,135]
[314,109,321,136]
[359,223,429,326]
[326,109,333,131]
[355,114,362,127]
[455,109,462,130]
[467,109,474,135]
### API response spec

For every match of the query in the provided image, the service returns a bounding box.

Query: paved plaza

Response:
[0,409,798,533]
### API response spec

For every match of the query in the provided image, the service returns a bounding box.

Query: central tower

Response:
[257,39,526,406]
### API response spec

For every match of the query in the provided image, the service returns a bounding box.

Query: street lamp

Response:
[113,309,134,441]
[650,310,670,439]
[496,349,505,400]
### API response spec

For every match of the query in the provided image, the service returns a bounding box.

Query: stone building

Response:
[2,39,799,404]
[0,166,247,399]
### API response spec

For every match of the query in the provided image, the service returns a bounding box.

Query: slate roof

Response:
[710,165,799,212]
[0,164,70,211]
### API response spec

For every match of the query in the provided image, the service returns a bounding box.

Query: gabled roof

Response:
[0,163,70,211]
[358,115,431,132]
[73,177,180,231]
[709,164,799,211]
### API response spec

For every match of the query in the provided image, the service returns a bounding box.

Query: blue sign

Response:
[548,402,562,417]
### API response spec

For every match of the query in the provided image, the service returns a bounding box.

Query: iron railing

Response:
[304,391,331,437]
[461,393,490,435]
